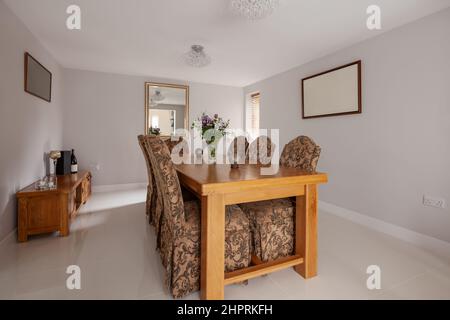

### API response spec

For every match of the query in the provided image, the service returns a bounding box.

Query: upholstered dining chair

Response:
[143,136,251,298]
[139,135,194,229]
[164,136,189,156]
[240,136,321,262]
[164,136,197,201]
[137,135,161,227]
[280,136,321,172]
[246,136,276,165]
[227,136,249,164]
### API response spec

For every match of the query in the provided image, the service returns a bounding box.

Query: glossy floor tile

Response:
[0,188,449,300]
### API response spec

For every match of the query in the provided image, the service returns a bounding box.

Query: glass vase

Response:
[207,144,217,164]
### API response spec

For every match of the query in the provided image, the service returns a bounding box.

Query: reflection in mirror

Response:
[145,83,189,137]
[149,109,176,136]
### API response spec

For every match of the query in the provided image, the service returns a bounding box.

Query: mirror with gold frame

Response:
[145,82,189,137]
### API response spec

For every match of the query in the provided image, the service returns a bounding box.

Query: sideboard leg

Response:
[18,231,28,242]
[18,198,28,242]
[59,194,70,237]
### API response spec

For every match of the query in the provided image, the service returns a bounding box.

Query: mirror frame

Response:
[144,82,190,137]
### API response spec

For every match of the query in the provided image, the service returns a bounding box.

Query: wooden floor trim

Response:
[224,255,304,285]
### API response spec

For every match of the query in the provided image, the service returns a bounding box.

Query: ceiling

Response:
[5,0,450,87]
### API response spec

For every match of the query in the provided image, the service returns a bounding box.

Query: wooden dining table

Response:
[175,164,328,300]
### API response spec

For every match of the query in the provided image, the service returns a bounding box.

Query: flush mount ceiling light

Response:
[152,90,165,102]
[184,45,211,68]
[150,89,165,107]
[231,0,279,20]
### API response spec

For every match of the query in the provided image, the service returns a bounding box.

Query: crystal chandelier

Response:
[184,45,211,68]
[231,0,279,20]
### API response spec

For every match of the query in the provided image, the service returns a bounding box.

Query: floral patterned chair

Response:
[246,136,276,165]
[144,136,251,298]
[137,135,161,227]
[280,136,321,172]
[163,136,196,201]
[164,136,189,156]
[240,136,321,262]
[139,135,194,229]
[227,136,249,164]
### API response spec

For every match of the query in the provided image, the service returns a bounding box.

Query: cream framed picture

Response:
[301,61,362,119]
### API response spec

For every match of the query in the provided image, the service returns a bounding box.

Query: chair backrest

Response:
[280,136,321,172]
[144,136,185,227]
[247,136,276,165]
[227,136,249,164]
[164,136,189,155]
[138,135,153,185]
[138,135,163,226]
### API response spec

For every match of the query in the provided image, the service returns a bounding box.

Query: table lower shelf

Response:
[224,254,304,285]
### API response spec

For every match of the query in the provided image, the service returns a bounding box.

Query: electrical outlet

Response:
[423,195,446,209]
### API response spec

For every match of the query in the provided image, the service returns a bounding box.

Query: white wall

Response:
[244,9,450,242]
[63,68,244,186]
[0,1,64,241]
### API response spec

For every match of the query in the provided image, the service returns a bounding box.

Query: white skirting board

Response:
[319,201,450,259]
[92,182,147,193]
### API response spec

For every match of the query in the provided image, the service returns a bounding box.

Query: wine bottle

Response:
[71,149,78,174]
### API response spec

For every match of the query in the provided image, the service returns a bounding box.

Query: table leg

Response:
[201,194,225,300]
[59,194,70,237]
[295,184,318,278]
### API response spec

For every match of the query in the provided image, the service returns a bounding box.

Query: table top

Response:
[16,171,90,197]
[175,164,327,195]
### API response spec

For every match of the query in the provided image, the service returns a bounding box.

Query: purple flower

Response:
[195,113,230,135]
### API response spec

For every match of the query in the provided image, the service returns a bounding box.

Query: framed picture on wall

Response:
[24,52,52,102]
[301,60,362,119]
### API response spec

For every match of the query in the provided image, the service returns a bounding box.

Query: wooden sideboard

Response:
[16,171,92,242]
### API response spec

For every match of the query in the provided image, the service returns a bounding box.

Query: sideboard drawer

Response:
[25,195,60,232]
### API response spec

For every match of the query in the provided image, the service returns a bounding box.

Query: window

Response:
[246,92,260,138]
[151,115,159,129]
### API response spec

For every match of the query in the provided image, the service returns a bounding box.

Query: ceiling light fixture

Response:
[184,45,211,68]
[231,0,279,20]
[152,90,165,102]
[150,89,165,107]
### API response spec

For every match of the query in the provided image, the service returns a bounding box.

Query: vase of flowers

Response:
[192,113,230,163]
